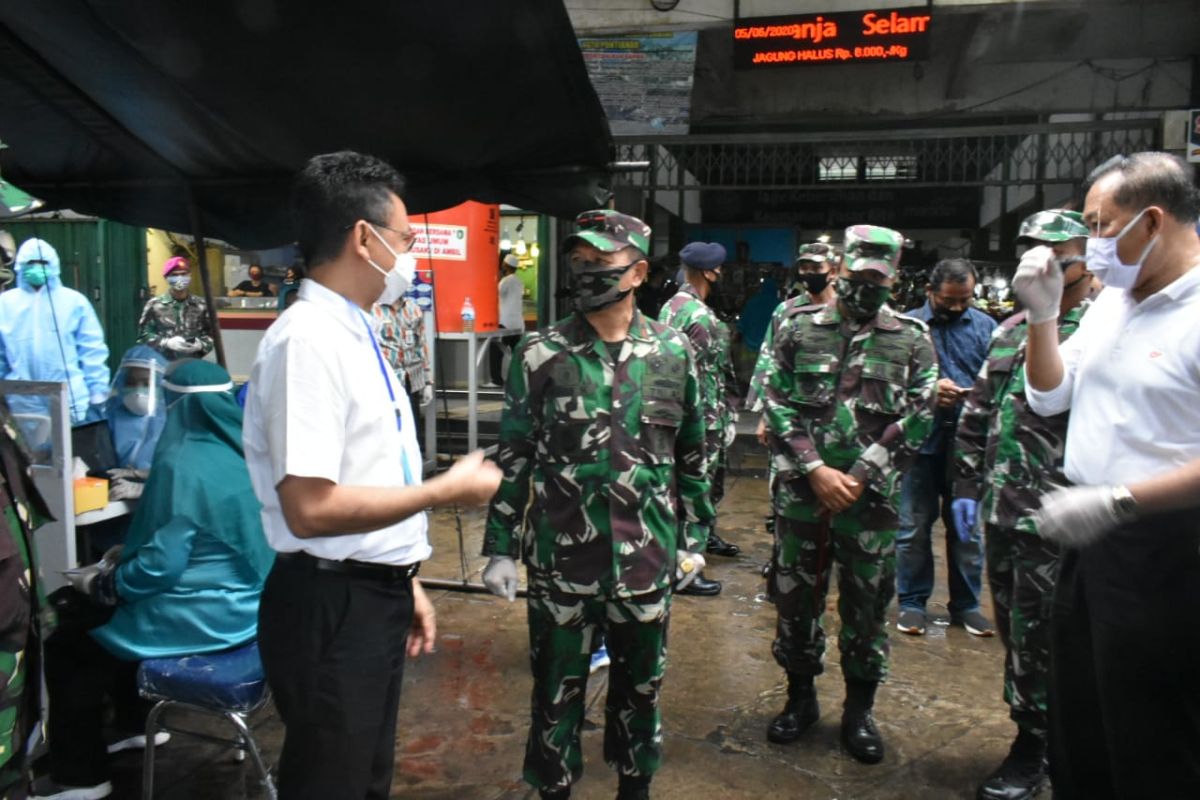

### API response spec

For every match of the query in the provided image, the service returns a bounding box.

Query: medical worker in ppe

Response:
[32,360,273,800]
[103,345,169,501]
[0,238,110,425]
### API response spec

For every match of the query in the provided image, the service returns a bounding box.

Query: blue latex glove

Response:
[951,498,978,543]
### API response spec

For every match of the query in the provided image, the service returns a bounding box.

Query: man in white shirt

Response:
[1015,151,1200,799]
[489,252,525,385]
[243,151,501,800]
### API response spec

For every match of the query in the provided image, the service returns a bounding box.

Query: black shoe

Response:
[840,708,885,764]
[677,572,721,596]
[976,730,1047,800]
[706,533,741,557]
[767,674,820,744]
[539,787,570,800]
[616,774,650,800]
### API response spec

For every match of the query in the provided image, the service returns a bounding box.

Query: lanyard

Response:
[357,306,414,486]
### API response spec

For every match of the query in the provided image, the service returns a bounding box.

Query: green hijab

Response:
[119,360,273,579]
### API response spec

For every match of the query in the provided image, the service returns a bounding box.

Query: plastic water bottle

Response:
[460,296,476,333]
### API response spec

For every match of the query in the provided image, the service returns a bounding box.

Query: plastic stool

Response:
[137,642,275,799]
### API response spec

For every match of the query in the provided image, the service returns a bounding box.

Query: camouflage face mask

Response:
[835,277,891,320]
[570,260,635,313]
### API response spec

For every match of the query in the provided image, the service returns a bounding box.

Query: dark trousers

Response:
[43,622,148,786]
[1048,511,1200,799]
[488,335,520,385]
[258,556,414,800]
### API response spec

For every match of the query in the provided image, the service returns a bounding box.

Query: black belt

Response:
[276,550,421,582]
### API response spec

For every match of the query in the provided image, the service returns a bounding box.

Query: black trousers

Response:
[1048,510,1200,799]
[488,334,520,385]
[42,618,148,786]
[258,557,414,800]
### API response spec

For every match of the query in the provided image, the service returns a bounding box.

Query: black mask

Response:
[930,305,967,325]
[796,272,830,296]
[835,278,891,320]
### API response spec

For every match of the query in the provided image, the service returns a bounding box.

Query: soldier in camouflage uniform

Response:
[953,209,1094,800]
[481,210,714,800]
[761,225,936,764]
[0,398,53,799]
[658,241,739,589]
[136,256,215,360]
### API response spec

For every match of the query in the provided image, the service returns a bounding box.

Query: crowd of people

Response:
[0,148,1196,800]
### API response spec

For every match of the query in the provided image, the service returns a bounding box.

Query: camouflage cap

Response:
[842,225,904,278]
[564,209,651,255]
[1016,209,1089,244]
[796,242,836,264]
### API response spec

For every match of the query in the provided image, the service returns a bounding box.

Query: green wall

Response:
[4,218,149,372]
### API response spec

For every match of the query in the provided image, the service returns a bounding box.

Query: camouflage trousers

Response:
[986,524,1059,736]
[523,578,671,792]
[770,485,899,682]
[705,429,727,534]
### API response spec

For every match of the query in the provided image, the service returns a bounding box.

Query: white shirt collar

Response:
[297,278,377,338]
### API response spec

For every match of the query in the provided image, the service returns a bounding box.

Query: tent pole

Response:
[185,185,227,368]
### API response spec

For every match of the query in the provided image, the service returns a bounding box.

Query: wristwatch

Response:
[1111,485,1139,522]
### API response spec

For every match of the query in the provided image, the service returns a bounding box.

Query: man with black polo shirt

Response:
[243,151,500,799]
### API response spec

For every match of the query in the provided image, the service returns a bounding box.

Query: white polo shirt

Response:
[243,278,430,565]
[1026,264,1200,487]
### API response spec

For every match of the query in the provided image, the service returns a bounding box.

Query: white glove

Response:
[163,335,189,352]
[724,425,737,448]
[109,478,144,501]
[108,468,149,482]
[419,384,435,406]
[482,556,519,601]
[181,338,204,354]
[675,550,706,591]
[1033,485,1125,548]
[101,545,124,565]
[1012,245,1063,324]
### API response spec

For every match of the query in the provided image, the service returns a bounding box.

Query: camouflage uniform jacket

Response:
[952,302,1089,534]
[374,299,431,393]
[763,303,937,502]
[746,295,815,413]
[136,294,215,359]
[658,284,732,431]
[0,404,53,790]
[482,310,714,598]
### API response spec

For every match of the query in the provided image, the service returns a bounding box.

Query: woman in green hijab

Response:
[33,360,274,800]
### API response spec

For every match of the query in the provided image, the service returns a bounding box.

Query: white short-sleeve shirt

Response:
[243,278,430,565]
[1025,265,1200,487]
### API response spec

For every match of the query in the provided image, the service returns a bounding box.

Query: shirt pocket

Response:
[857,357,909,415]
[640,398,683,462]
[791,353,838,407]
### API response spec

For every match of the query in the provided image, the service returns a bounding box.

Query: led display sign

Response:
[733,6,932,69]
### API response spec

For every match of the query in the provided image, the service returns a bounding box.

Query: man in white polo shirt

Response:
[1015,151,1200,799]
[243,151,501,799]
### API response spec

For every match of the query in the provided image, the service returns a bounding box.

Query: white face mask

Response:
[366,225,415,305]
[1085,207,1158,290]
[122,389,153,416]
[167,274,192,291]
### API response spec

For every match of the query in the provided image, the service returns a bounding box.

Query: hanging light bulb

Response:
[515,238,528,256]
[500,227,512,251]
[530,240,540,259]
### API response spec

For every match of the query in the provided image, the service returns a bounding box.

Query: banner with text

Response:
[410,224,468,261]
[733,7,932,70]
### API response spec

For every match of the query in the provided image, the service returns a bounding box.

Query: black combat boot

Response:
[677,571,721,596]
[766,672,820,744]
[706,531,741,557]
[539,787,570,800]
[841,678,884,764]
[616,773,651,800]
[976,728,1048,800]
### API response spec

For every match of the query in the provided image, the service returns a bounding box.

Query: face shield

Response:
[109,351,167,418]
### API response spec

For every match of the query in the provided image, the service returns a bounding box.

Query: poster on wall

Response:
[578,32,698,135]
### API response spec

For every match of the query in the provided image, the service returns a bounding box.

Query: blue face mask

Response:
[23,265,47,287]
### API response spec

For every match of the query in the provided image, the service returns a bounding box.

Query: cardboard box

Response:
[74,477,108,515]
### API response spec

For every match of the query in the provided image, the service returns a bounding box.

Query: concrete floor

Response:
[98,454,1047,799]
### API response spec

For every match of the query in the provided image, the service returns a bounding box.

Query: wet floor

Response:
[99,450,1048,799]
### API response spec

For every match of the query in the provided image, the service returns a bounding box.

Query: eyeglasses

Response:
[347,220,417,253]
